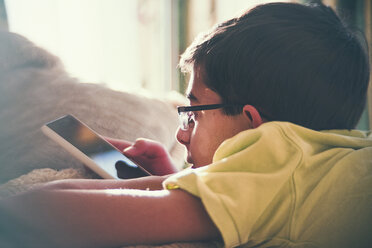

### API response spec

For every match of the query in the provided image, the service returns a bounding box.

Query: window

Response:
[5,0,179,94]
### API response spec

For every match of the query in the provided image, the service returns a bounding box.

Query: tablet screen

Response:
[45,115,150,179]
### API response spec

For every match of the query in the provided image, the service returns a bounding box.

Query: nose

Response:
[176,126,190,145]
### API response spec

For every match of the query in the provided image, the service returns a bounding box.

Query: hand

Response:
[104,137,179,176]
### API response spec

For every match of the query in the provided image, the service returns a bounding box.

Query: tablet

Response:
[41,114,151,179]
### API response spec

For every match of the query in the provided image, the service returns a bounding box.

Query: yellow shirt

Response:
[164,122,372,248]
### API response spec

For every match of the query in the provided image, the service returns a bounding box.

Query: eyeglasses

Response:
[177,104,243,130]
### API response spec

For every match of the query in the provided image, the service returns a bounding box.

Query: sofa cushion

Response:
[0,31,184,184]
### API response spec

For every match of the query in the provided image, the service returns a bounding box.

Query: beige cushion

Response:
[0,31,185,184]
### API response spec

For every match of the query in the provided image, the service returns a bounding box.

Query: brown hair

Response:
[180,2,370,130]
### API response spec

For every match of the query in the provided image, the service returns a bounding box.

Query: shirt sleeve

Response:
[163,123,302,247]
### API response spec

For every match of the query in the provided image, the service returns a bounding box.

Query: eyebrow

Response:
[186,92,198,102]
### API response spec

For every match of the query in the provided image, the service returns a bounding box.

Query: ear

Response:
[242,105,263,128]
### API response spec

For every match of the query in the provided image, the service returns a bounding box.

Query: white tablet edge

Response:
[41,124,118,179]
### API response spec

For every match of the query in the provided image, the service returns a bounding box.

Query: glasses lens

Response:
[179,111,194,130]
[179,112,188,130]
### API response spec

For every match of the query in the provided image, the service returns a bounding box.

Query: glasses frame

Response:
[177,104,244,113]
[177,104,244,130]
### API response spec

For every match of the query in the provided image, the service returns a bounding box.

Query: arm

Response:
[0,185,220,247]
[42,175,168,191]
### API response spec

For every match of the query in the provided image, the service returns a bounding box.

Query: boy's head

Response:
[180,2,370,131]
[176,2,370,168]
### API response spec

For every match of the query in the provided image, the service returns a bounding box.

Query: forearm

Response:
[42,175,169,191]
[1,188,123,247]
[0,187,220,248]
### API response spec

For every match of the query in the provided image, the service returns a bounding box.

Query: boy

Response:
[1,2,372,248]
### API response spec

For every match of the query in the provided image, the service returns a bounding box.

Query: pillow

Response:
[0,31,185,184]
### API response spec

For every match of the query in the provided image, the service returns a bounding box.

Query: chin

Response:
[186,154,209,168]
[186,156,194,165]
[191,161,209,168]
[187,158,203,168]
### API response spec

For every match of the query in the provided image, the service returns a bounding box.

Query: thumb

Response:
[123,138,166,158]
[103,136,132,151]
[123,145,140,156]
[123,139,149,157]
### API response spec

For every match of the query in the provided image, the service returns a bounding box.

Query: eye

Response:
[193,111,200,119]
[187,112,195,129]
[187,111,195,123]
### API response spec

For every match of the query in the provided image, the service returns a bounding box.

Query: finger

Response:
[102,136,132,151]
[124,138,167,158]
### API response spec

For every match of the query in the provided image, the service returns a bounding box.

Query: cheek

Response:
[191,115,244,166]
[189,121,223,167]
[189,128,212,166]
